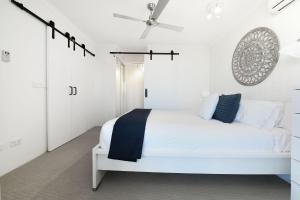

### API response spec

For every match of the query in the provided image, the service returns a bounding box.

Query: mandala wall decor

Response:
[232,27,280,86]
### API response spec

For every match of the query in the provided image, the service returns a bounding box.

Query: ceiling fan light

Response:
[214,4,222,15]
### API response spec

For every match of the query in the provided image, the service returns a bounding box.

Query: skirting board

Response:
[92,144,291,190]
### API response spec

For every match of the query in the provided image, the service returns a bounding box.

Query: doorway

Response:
[115,57,144,116]
[115,58,126,116]
[125,63,144,112]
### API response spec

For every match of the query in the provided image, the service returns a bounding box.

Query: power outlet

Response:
[1,50,10,62]
[9,138,22,148]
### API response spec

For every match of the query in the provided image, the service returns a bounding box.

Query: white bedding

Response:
[99,110,291,157]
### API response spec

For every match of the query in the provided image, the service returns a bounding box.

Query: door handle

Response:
[74,87,78,95]
[145,89,148,98]
[69,86,73,95]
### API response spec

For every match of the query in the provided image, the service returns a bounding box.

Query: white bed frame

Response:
[92,144,291,190]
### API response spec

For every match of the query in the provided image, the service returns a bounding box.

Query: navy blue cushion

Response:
[213,94,241,123]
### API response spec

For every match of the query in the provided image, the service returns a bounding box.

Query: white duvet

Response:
[99,110,291,157]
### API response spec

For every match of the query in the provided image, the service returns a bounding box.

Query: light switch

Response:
[1,50,10,62]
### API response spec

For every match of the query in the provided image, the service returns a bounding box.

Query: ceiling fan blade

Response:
[151,0,170,20]
[113,13,145,22]
[140,26,152,39]
[157,23,184,32]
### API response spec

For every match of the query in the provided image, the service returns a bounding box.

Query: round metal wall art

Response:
[232,27,280,86]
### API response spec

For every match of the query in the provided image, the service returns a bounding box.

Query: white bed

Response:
[92,110,291,190]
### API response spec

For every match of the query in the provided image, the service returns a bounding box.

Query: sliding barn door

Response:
[70,49,89,138]
[47,29,72,151]
[47,28,98,151]
[144,55,178,109]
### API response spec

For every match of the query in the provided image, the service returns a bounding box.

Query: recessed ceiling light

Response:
[214,5,222,15]
[206,0,224,20]
[206,13,213,20]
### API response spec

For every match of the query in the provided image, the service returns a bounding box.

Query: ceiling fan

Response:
[113,0,184,39]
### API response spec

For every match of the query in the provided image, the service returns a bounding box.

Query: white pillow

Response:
[236,99,284,129]
[198,94,219,120]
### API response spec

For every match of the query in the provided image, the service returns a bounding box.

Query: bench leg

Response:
[92,169,106,191]
[92,145,106,191]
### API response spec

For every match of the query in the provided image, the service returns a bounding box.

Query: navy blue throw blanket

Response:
[108,109,152,162]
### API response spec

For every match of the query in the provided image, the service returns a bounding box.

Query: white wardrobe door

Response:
[70,49,89,138]
[85,58,97,128]
[47,29,72,151]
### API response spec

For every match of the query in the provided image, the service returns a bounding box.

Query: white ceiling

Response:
[46,0,265,48]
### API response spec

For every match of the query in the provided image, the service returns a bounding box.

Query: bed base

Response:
[92,144,291,190]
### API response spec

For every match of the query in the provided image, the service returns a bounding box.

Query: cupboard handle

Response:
[69,86,73,95]
[74,87,78,95]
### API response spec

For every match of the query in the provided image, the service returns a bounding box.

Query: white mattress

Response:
[99,110,291,157]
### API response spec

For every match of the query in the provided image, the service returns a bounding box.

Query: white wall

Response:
[210,1,300,102]
[0,0,99,176]
[144,45,210,112]
[125,63,144,112]
[95,44,119,124]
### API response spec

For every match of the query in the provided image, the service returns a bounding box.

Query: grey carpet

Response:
[0,127,290,200]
